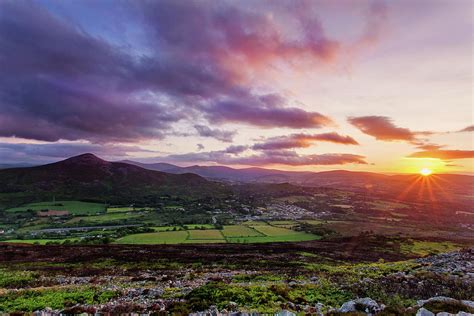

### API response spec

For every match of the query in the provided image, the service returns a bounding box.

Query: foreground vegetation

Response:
[0,234,472,314]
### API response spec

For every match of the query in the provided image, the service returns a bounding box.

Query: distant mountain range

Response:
[0,154,471,209]
[0,154,228,207]
[122,160,474,202]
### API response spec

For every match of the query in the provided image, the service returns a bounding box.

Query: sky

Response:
[0,0,472,174]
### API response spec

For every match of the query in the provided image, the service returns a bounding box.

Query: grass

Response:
[152,226,182,231]
[183,224,215,229]
[187,229,224,240]
[6,201,106,215]
[0,287,116,312]
[65,212,143,224]
[116,224,319,244]
[226,233,319,243]
[115,231,188,244]
[401,241,461,256]
[252,225,299,236]
[2,238,79,245]
[221,225,263,237]
[107,206,155,213]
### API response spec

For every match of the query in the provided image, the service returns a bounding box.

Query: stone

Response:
[417,308,435,316]
[338,297,383,314]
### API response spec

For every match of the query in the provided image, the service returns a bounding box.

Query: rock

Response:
[276,310,296,316]
[338,297,383,314]
[416,308,435,316]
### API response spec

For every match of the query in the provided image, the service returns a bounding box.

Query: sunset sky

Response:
[0,0,472,174]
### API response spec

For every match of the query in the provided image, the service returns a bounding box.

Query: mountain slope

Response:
[0,154,228,207]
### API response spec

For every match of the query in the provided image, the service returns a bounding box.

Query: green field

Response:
[187,229,224,240]
[6,201,106,215]
[3,238,79,245]
[107,206,155,213]
[183,224,215,229]
[226,233,319,243]
[115,223,319,245]
[252,225,298,236]
[65,212,144,224]
[115,231,188,244]
[221,225,263,237]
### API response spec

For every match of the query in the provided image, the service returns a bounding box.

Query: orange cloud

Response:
[408,150,474,160]
[348,116,431,142]
[252,132,359,150]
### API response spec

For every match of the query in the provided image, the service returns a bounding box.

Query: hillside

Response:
[0,154,228,208]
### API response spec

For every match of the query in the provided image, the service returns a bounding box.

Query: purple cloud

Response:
[252,132,359,150]
[348,116,432,143]
[194,125,236,143]
[0,142,153,164]
[162,148,366,166]
[0,0,386,146]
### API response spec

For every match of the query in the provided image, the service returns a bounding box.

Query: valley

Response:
[0,154,473,315]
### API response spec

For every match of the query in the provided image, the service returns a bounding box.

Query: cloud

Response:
[194,125,236,142]
[414,143,445,151]
[0,0,387,145]
[197,144,205,151]
[206,94,333,129]
[161,148,366,166]
[0,2,187,143]
[0,142,152,164]
[458,125,474,132]
[252,132,359,150]
[348,116,431,142]
[224,145,249,154]
[408,150,474,160]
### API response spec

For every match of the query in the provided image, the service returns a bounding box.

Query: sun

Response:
[420,168,432,176]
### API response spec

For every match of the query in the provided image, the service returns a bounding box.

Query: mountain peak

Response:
[62,153,107,165]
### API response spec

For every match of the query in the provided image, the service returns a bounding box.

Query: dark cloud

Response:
[0,142,152,164]
[1,0,381,145]
[0,2,186,142]
[252,132,358,150]
[194,125,236,143]
[408,150,474,160]
[0,0,388,151]
[348,116,431,142]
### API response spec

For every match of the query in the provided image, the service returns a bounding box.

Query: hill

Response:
[0,154,228,208]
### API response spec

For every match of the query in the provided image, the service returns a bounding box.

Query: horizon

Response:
[0,0,472,175]
[3,152,474,176]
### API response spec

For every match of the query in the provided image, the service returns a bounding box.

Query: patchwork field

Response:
[113,223,320,245]
[6,201,106,215]
[221,225,263,237]
[115,231,188,244]
[187,229,224,240]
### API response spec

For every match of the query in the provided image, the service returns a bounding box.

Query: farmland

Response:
[114,222,318,245]
[6,201,105,215]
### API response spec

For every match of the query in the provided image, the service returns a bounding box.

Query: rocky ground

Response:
[0,239,472,315]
